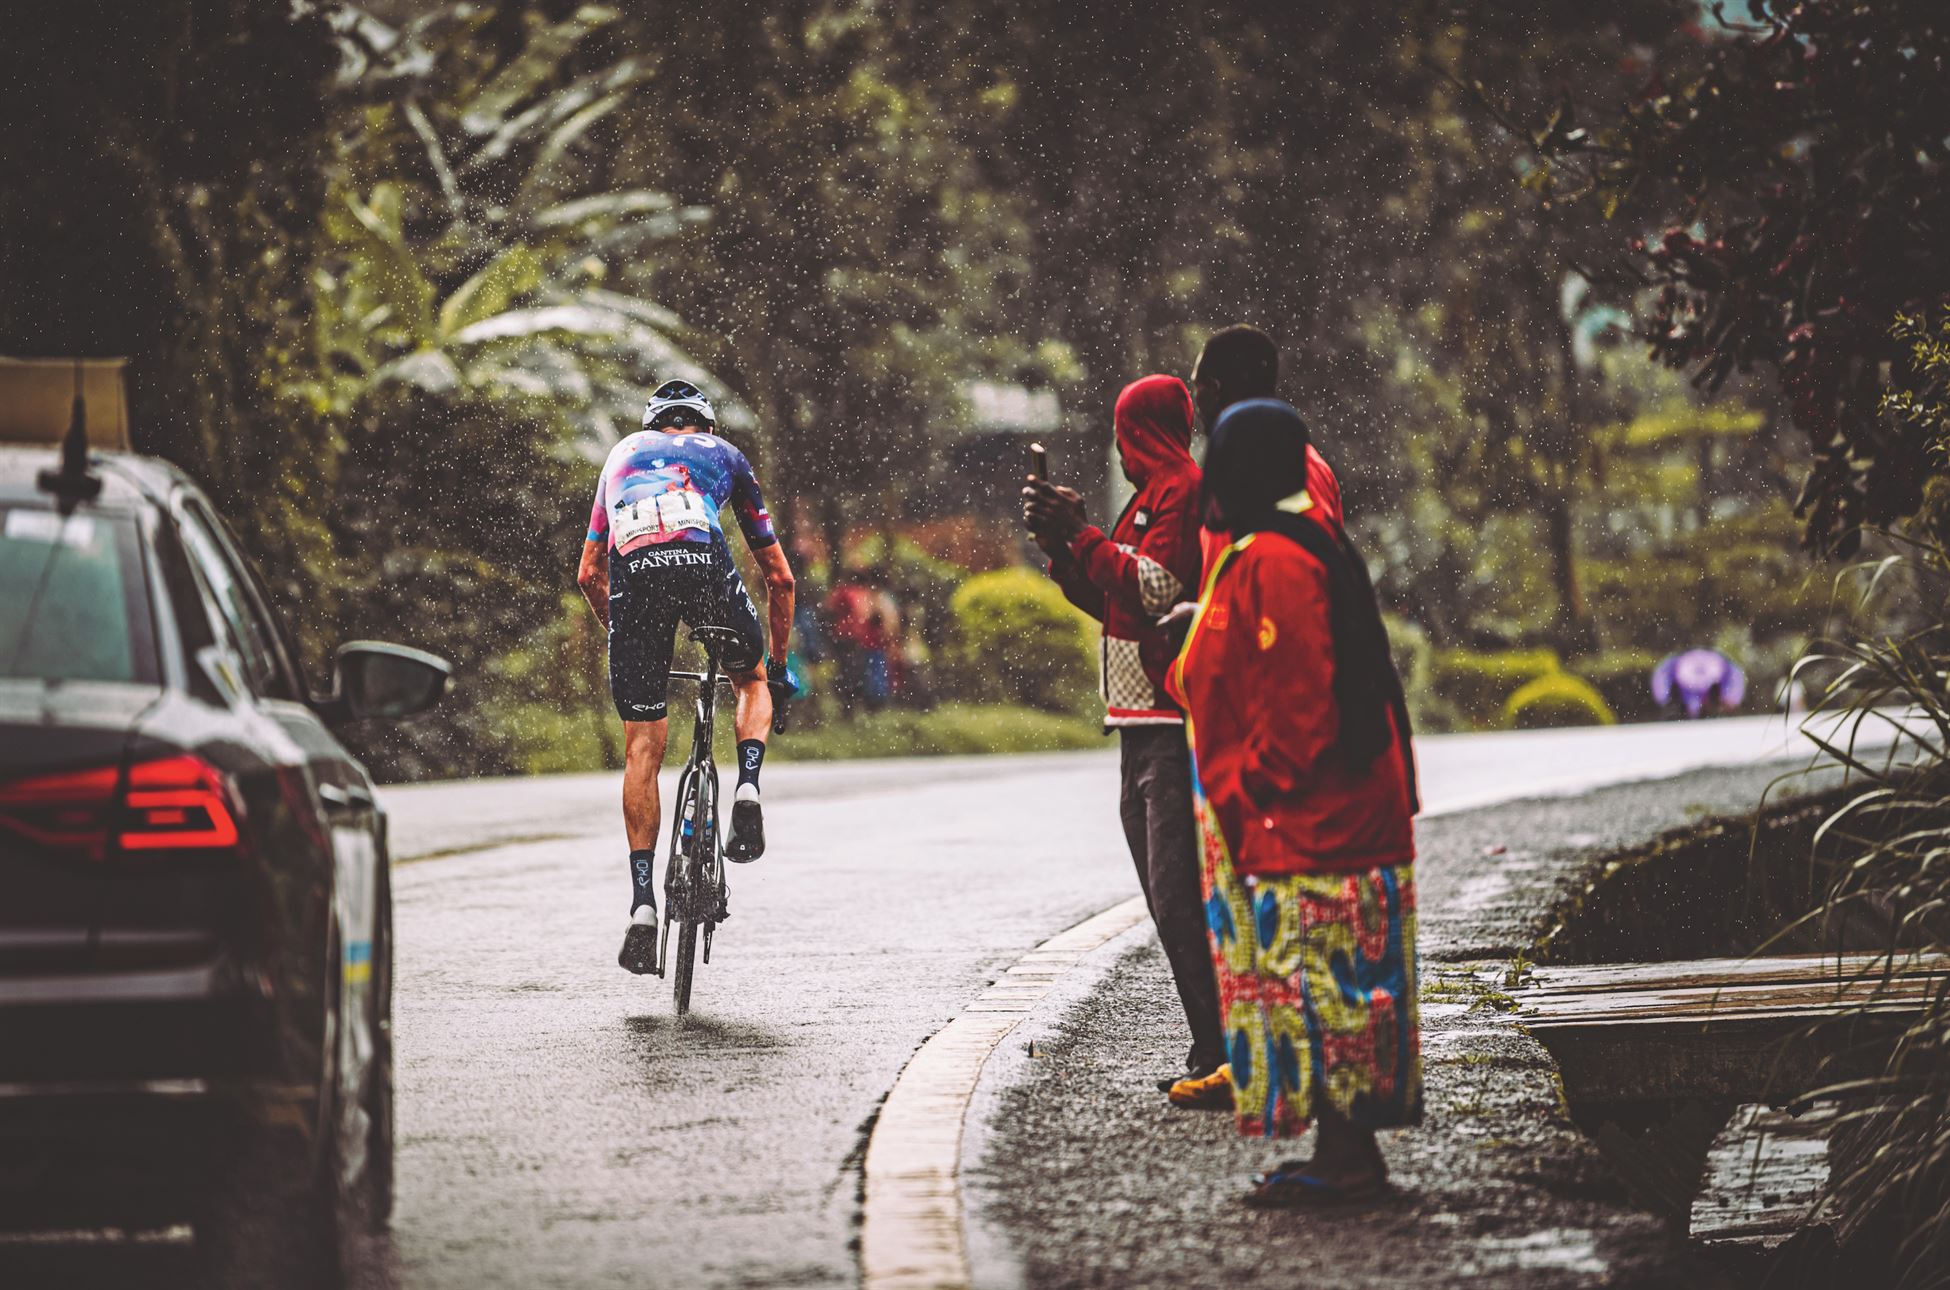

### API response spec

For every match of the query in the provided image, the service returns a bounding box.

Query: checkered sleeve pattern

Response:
[1103,636,1159,713]
[1134,554,1183,616]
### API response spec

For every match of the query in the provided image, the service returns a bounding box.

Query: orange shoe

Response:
[1167,1064,1234,1110]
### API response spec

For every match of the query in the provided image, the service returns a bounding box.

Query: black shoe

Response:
[619,908,658,974]
[727,788,764,863]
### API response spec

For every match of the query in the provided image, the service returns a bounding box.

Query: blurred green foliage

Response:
[776,705,1102,760]
[0,0,1859,768]
[1429,649,1562,731]
[944,569,1098,717]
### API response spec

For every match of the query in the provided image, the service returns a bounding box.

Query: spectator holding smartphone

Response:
[1022,375,1228,1107]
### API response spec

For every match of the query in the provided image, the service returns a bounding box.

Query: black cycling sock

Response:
[736,739,766,791]
[630,848,656,911]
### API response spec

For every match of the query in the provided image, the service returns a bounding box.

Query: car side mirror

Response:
[326,641,451,721]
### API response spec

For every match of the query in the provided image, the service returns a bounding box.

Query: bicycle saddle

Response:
[688,625,749,656]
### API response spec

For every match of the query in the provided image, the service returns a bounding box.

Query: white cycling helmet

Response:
[642,379,716,432]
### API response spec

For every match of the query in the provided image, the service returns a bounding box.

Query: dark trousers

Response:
[1118,724,1226,1074]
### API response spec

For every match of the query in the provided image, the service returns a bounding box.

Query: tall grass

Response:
[1784,535,1950,1286]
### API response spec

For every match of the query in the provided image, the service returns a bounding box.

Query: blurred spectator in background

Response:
[1653,648,1746,719]
[890,589,936,710]
[825,567,898,717]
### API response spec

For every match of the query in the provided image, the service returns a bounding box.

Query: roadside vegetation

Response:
[1,2,1861,779]
[1526,3,1950,1280]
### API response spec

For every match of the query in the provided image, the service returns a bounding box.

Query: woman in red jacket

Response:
[1166,399,1421,1207]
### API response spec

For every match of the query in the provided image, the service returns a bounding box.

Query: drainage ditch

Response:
[1526,785,1906,1287]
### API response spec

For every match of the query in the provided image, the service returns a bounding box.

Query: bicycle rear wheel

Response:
[671,918,699,1016]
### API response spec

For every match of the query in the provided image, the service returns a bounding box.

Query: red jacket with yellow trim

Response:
[1166,473,1416,877]
[1048,376,1202,727]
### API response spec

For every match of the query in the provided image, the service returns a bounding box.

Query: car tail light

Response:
[0,764,119,860]
[120,755,241,851]
[0,754,241,859]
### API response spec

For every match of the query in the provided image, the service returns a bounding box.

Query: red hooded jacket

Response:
[1049,376,1202,726]
[1166,456,1416,877]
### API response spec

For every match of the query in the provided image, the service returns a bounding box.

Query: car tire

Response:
[195,921,353,1290]
[367,859,396,1227]
[194,1117,347,1290]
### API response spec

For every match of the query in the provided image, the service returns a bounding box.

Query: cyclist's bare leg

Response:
[618,718,669,972]
[729,661,771,744]
[726,663,771,862]
[622,718,670,850]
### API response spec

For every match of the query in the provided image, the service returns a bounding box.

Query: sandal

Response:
[1244,1168,1387,1209]
[1250,1157,1313,1183]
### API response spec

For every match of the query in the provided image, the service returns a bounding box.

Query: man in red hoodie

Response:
[1022,374,1227,1104]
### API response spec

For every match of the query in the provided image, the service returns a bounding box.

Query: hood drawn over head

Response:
[1113,374,1195,487]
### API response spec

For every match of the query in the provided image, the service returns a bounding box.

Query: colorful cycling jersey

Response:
[586,429,777,556]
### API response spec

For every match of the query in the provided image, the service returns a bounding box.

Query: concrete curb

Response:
[859,896,1150,1290]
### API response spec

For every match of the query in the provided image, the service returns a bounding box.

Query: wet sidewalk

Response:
[965,761,1824,1289]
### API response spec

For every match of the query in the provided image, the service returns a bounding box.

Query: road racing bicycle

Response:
[655,625,785,1015]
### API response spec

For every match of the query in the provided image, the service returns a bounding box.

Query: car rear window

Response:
[0,503,158,684]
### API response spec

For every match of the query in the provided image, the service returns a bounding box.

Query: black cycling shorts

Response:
[607,542,766,722]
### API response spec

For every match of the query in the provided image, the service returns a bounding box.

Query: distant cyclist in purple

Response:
[576,381,798,976]
[1652,648,1746,719]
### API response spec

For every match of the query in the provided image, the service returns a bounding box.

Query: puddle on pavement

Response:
[1528,789,1901,1285]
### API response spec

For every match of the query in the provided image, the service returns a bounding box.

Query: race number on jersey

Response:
[613,487,714,546]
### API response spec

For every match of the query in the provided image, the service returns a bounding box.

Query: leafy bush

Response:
[1430,647,1561,729]
[1385,614,1462,733]
[1583,509,1815,656]
[944,568,1098,716]
[1502,672,1617,730]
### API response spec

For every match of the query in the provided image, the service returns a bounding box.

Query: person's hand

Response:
[1156,600,1198,629]
[767,657,802,701]
[1020,481,1058,553]
[1021,479,1087,546]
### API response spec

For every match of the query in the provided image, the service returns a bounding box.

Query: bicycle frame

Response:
[657,630,740,1011]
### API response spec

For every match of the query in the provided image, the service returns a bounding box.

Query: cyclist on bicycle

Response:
[575,380,796,974]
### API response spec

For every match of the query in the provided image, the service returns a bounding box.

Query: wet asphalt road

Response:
[383,752,1137,1289]
[379,715,1851,1289]
[0,714,1881,1288]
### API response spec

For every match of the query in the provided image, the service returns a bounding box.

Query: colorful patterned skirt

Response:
[1201,836,1423,1139]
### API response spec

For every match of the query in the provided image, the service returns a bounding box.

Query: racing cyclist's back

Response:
[588,427,776,565]
[578,379,796,978]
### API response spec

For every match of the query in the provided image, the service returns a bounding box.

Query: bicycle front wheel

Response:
[671,918,699,1016]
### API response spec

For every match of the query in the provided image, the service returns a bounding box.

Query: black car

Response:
[0,442,447,1286]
